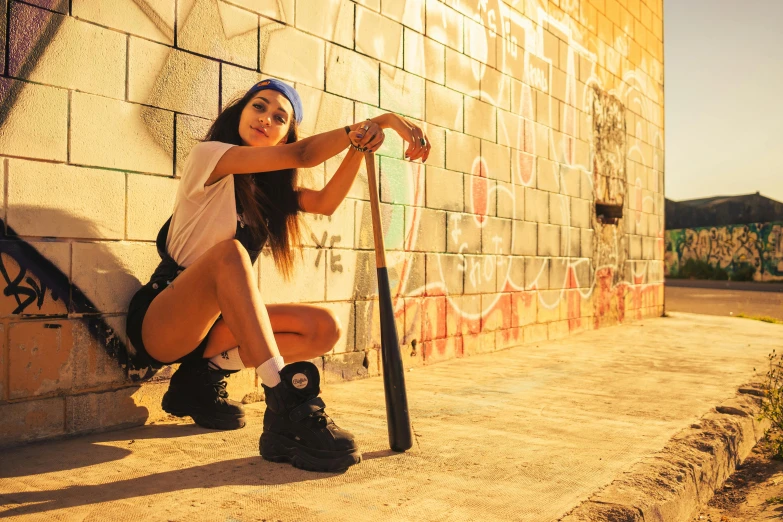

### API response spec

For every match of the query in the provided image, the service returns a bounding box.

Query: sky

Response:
[663,0,783,203]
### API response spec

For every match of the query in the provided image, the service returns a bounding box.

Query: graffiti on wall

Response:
[665,222,783,282]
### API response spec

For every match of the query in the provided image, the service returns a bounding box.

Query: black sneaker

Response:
[259,361,361,472]
[162,359,246,430]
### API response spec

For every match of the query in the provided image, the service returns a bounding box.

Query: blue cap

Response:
[245,79,304,125]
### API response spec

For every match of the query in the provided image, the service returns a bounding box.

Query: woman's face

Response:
[238,90,294,147]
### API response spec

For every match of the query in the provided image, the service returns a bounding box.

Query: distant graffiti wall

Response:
[665,223,783,282]
[0,0,665,446]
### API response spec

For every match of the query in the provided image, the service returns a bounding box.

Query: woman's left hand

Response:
[384,114,430,162]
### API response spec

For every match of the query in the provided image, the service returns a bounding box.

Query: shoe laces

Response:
[213,379,229,400]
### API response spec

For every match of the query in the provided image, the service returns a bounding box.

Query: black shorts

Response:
[126,272,212,370]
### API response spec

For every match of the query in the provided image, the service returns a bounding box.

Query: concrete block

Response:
[571,197,591,228]
[573,259,592,289]
[404,29,445,84]
[549,257,569,290]
[445,47,480,96]
[524,323,548,344]
[512,221,537,257]
[510,291,537,327]
[535,90,553,128]
[381,156,420,206]
[325,150,379,201]
[425,82,463,132]
[382,0,424,32]
[481,141,510,182]
[178,0,257,68]
[71,319,128,389]
[0,397,65,447]
[303,200,355,249]
[72,0,174,44]
[425,0,463,51]
[356,6,403,66]
[563,226,580,257]
[496,181,515,219]
[0,242,70,317]
[465,17,496,68]
[524,187,549,224]
[220,64,265,110]
[510,78,536,119]
[462,331,495,356]
[422,336,463,364]
[463,255,496,294]
[127,174,179,241]
[129,37,219,119]
[326,250,375,301]
[257,247,325,304]
[642,236,656,260]
[403,297,422,345]
[355,0,380,11]
[537,157,559,192]
[447,212,481,255]
[464,174,496,218]
[8,320,73,399]
[421,295,447,341]
[326,44,379,105]
[297,85,355,138]
[561,165,581,196]
[535,121,551,160]
[538,224,561,257]
[449,294,479,335]
[230,0,294,21]
[445,131,480,173]
[426,253,464,295]
[481,217,512,255]
[380,63,425,120]
[498,109,524,151]
[497,255,524,292]
[71,242,159,314]
[425,166,464,212]
[7,159,125,239]
[355,201,405,251]
[72,92,173,175]
[262,24,325,90]
[581,228,594,258]
[175,114,212,177]
[495,327,524,351]
[464,97,497,142]
[481,293,512,332]
[629,235,642,260]
[421,122,447,168]
[65,387,147,435]
[537,290,562,323]
[405,206,446,252]
[549,193,569,226]
[0,78,67,161]
[513,150,536,187]
[296,0,354,47]
[9,3,125,99]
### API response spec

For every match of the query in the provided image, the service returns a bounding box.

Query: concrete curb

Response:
[560,384,770,522]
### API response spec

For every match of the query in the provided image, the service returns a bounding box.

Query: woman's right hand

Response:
[383,113,430,162]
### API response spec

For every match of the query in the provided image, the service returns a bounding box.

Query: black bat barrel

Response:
[376,267,413,452]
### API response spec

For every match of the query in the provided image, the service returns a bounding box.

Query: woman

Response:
[126,79,430,472]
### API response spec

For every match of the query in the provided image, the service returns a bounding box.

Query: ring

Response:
[362,125,370,131]
[419,138,426,146]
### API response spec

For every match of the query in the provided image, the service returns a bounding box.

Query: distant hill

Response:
[665,192,783,229]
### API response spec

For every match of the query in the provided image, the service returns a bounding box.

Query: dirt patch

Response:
[692,429,783,521]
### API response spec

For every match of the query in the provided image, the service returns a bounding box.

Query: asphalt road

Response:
[665,280,783,321]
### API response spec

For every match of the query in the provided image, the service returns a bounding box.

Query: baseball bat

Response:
[364,151,413,452]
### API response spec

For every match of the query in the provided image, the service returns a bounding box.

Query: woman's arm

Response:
[299,148,364,216]
[205,121,375,186]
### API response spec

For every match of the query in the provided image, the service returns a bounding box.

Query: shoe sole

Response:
[259,432,362,472]
[162,392,246,430]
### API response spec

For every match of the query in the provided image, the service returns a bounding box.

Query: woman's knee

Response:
[210,239,253,273]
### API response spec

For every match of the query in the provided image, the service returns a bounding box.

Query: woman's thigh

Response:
[141,240,249,363]
[203,304,341,361]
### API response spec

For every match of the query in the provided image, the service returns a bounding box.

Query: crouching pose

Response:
[126,79,430,472]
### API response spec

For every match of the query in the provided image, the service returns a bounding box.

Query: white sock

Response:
[256,355,285,387]
[208,347,246,371]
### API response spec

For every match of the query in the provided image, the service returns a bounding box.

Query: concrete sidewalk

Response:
[0,313,779,522]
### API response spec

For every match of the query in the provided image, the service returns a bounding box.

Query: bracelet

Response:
[344,125,368,152]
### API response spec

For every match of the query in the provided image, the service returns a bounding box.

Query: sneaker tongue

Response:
[279,361,320,397]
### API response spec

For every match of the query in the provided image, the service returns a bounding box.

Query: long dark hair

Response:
[203,90,303,280]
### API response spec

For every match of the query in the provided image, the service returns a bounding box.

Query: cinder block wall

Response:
[0,0,665,446]
[665,223,783,281]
